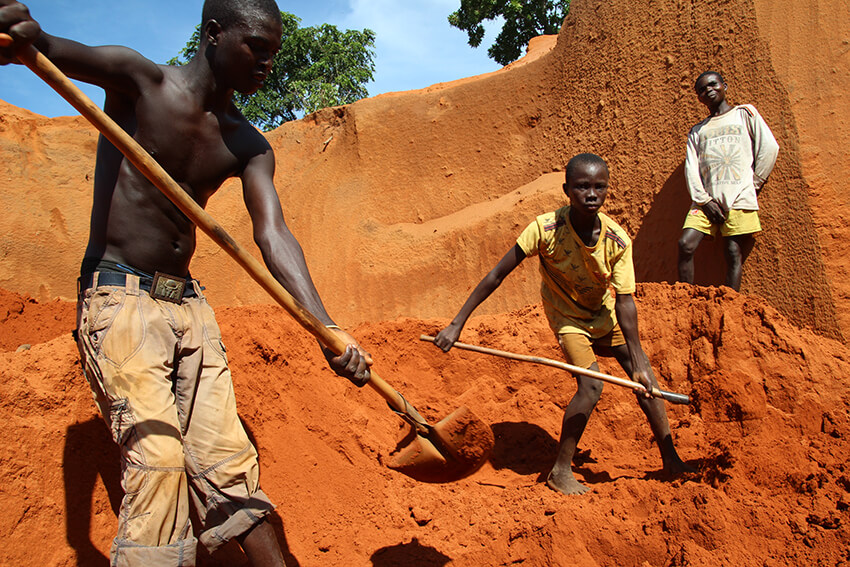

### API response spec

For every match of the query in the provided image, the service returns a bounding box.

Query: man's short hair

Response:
[565,153,608,181]
[202,0,282,29]
[694,70,725,90]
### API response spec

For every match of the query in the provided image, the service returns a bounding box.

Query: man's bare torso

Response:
[85,64,268,277]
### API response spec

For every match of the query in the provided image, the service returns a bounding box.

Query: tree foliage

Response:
[169,12,375,131]
[448,0,570,66]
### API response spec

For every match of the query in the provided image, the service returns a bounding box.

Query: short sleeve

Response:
[516,220,541,257]
[610,242,636,294]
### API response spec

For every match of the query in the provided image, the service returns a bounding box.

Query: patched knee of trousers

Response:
[199,491,275,553]
[197,444,262,501]
[111,535,198,567]
[109,398,136,446]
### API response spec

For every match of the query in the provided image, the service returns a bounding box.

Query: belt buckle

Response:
[150,272,187,303]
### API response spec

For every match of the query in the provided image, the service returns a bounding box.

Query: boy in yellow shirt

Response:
[434,153,691,494]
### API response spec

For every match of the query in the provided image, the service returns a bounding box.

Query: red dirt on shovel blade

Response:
[432,406,495,465]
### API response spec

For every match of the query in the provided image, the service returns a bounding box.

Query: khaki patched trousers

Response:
[76,273,274,566]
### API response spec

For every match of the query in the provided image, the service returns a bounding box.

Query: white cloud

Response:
[340,0,502,94]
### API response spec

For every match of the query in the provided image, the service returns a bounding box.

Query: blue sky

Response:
[0,0,505,117]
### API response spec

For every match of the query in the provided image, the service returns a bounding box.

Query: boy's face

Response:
[563,162,609,216]
[695,73,727,108]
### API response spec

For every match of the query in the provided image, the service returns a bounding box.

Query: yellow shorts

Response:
[557,325,626,369]
[682,207,761,238]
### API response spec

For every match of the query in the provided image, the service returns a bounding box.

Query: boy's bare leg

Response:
[547,371,604,495]
[609,346,694,476]
[237,519,286,567]
[677,228,705,283]
[723,234,754,291]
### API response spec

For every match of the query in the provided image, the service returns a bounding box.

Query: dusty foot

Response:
[546,467,590,495]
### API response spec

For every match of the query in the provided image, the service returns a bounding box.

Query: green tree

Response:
[448,0,570,65]
[169,12,375,131]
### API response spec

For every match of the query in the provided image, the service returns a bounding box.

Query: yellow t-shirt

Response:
[516,206,635,338]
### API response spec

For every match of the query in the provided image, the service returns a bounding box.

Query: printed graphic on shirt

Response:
[699,125,745,185]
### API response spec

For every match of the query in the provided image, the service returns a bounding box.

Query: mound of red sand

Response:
[0,288,75,351]
[1,283,848,566]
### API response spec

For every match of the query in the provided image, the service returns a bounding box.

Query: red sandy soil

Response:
[1,283,849,566]
[1,0,850,564]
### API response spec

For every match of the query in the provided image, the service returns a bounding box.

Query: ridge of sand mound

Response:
[1,0,848,343]
[0,288,75,351]
[1,283,848,566]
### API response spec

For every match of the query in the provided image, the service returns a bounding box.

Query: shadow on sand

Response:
[371,537,452,567]
[633,161,726,286]
[63,417,300,566]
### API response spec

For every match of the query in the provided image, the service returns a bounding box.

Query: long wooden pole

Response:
[420,335,691,405]
[4,35,430,431]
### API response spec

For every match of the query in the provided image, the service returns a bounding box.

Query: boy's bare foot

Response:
[546,467,590,495]
[663,459,699,478]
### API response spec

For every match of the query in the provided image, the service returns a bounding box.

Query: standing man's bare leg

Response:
[677,228,705,284]
[547,372,604,495]
[237,519,286,567]
[609,345,694,475]
[724,234,754,291]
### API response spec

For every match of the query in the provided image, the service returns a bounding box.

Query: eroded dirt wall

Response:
[0,0,845,341]
[539,0,840,340]
[750,0,850,337]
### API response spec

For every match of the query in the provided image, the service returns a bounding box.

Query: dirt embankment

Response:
[1,283,849,566]
[1,0,848,342]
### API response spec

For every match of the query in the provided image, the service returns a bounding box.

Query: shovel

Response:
[2,34,494,483]
[420,335,690,405]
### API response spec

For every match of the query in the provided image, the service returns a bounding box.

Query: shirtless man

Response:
[0,1,371,565]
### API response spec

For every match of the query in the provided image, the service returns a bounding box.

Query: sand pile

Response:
[1,283,848,566]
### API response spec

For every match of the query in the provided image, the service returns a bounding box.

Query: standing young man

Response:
[677,71,779,290]
[0,1,371,565]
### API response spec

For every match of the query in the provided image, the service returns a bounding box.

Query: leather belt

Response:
[78,271,198,301]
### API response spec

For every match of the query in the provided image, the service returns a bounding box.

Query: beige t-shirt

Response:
[516,206,635,338]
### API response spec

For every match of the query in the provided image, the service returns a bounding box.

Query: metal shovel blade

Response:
[388,406,494,483]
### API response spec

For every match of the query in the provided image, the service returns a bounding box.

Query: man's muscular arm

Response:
[241,144,372,385]
[0,1,161,96]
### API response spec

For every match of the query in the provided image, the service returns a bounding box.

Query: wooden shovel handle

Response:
[5,35,428,428]
[421,335,690,405]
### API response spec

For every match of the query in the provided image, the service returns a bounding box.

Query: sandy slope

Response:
[1,0,848,341]
[1,284,849,566]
